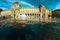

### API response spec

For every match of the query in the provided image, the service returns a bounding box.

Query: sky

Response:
[0,0,60,10]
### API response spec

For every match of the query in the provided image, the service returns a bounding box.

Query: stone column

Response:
[40,8,43,22]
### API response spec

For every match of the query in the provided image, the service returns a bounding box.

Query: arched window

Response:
[28,14,29,16]
[20,14,22,15]
[30,14,31,16]
[33,14,34,15]
[39,14,40,16]
[35,14,36,16]
[37,14,38,15]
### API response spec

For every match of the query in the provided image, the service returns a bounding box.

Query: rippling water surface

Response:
[0,22,60,40]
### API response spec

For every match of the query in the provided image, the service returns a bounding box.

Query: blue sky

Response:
[0,0,60,10]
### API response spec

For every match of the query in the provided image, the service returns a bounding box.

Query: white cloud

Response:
[6,0,19,2]
[20,1,34,8]
[6,0,34,7]
[55,4,60,9]
[0,7,8,10]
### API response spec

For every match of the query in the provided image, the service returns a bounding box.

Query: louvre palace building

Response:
[0,2,52,24]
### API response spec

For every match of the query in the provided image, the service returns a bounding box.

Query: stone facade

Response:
[39,5,52,22]
[0,2,52,23]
